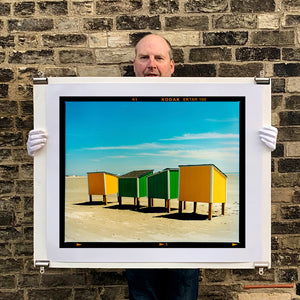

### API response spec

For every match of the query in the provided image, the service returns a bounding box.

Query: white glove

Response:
[27,129,47,157]
[259,125,278,151]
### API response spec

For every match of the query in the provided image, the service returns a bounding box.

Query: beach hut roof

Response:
[119,170,153,178]
[87,171,118,177]
[178,164,227,177]
[148,168,179,177]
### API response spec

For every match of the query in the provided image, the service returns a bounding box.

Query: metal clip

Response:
[33,78,48,85]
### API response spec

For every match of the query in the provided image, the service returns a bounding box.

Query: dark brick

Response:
[0,101,18,115]
[41,273,87,287]
[42,34,87,47]
[15,116,33,130]
[231,0,275,12]
[0,3,10,16]
[83,18,113,31]
[24,226,33,240]
[173,48,184,63]
[271,143,284,157]
[281,205,300,219]
[14,242,33,257]
[286,95,300,110]
[272,95,282,110]
[59,50,94,64]
[198,284,243,299]
[232,269,274,281]
[0,36,15,48]
[185,0,228,12]
[205,269,227,282]
[17,274,39,288]
[0,149,12,162]
[9,50,54,64]
[285,15,300,26]
[150,0,179,13]
[166,16,208,30]
[292,190,300,204]
[96,0,142,14]
[236,47,280,61]
[24,196,33,211]
[123,65,135,77]
[18,67,40,81]
[14,2,35,16]
[272,221,300,234]
[129,32,153,45]
[27,289,72,300]
[0,180,14,194]
[274,63,300,77]
[90,270,126,285]
[0,211,15,226]
[283,48,300,61]
[0,275,15,289]
[213,14,256,29]
[272,253,299,267]
[271,78,285,93]
[0,68,14,82]
[100,286,128,300]
[278,127,300,142]
[0,228,22,241]
[297,283,300,296]
[0,259,23,273]
[279,111,300,125]
[0,131,23,147]
[203,31,248,46]
[0,292,23,300]
[283,0,300,10]
[12,149,32,163]
[252,31,295,46]
[173,64,216,77]
[8,19,54,32]
[16,180,33,194]
[219,63,263,77]
[74,288,98,300]
[190,47,231,62]
[278,159,300,173]
[278,269,298,282]
[116,15,161,30]
[0,165,18,180]
[0,196,21,211]
[38,1,68,15]
[0,120,15,136]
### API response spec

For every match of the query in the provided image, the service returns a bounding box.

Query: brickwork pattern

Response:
[0,0,299,299]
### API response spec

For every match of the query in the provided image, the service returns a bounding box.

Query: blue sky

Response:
[65,99,240,176]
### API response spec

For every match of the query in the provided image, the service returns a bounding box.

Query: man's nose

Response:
[147,57,156,68]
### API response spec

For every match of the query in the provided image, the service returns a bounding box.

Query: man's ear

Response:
[170,60,175,75]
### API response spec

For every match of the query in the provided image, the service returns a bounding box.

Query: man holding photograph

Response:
[27,33,277,300]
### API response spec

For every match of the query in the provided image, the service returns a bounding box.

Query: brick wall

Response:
[0,0,299,299]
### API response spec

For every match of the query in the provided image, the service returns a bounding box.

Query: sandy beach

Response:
[64,174,240,244]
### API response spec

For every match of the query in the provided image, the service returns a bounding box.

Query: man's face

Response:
[133,35,175,77]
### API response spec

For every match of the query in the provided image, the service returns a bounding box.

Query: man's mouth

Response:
[145,74,159,77]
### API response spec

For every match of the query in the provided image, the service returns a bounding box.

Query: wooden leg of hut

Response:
[184,201,186,210]
[166,199,170,213]
[208,203,213,220]
[148,197,152,208]
[89,195,93,202]
[151,198,154,207]
[179,201,183,213]
[118,196,122,206]
[193,202,197,213]
[137,198,140,209]
[103,195,107,205]
[222,203,225,215]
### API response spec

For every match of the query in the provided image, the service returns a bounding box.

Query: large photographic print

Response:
[61,96,244,248]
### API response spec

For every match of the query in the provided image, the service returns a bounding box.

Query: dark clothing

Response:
[126,269,199,300]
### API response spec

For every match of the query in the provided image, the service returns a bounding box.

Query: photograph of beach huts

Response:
[62,97,243,246]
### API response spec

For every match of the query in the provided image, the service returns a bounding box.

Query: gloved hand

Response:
[259,125,278,151]
[27,129,47,157]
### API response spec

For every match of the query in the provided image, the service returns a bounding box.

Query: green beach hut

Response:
[147,168,179,212]
[118,170,153,208]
